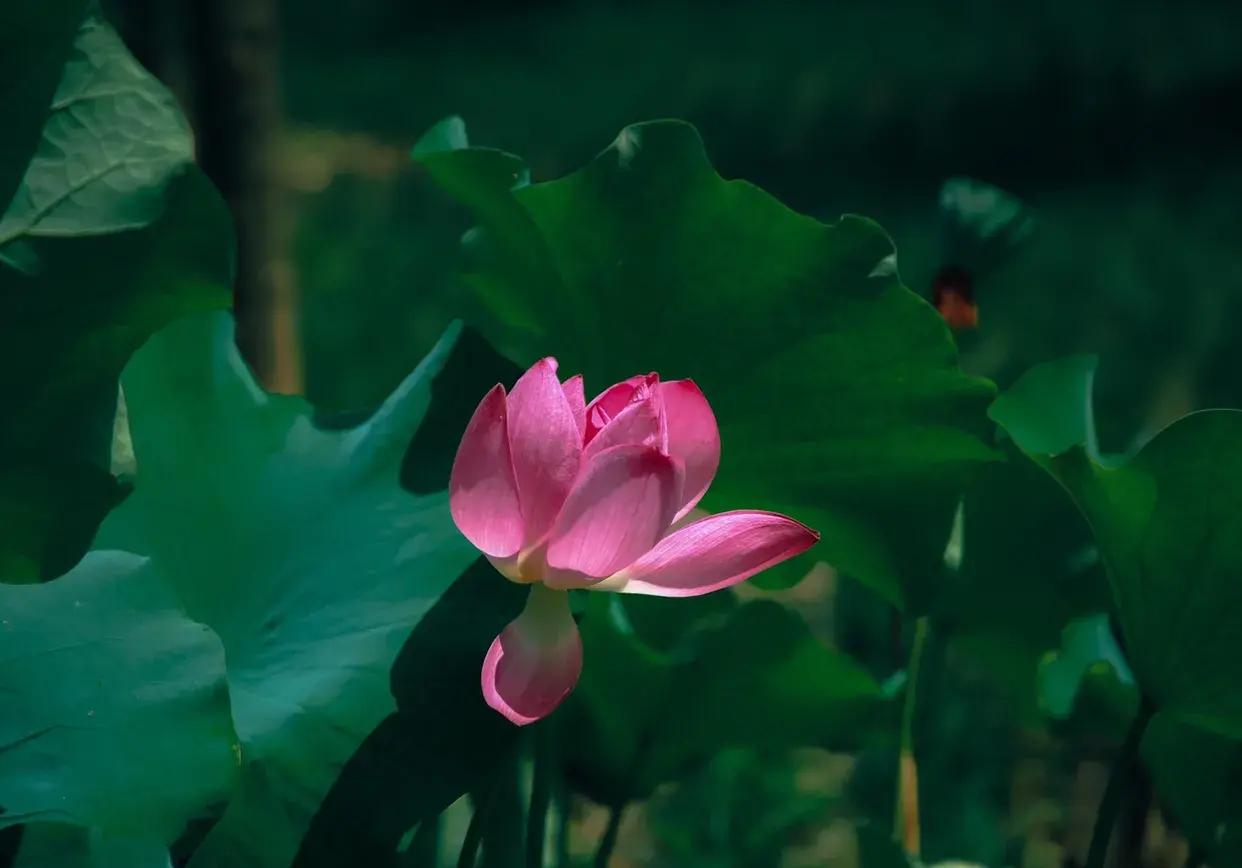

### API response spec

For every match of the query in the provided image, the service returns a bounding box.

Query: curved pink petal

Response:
[543,445,679,587]
[584,374,657,443]
[605,510,819,597]
[449,384,525,558]
[481,584,582,725]
[582,393,663,460]
[659,380,720,520]
[507,358,582,546]
[562,375,586,440]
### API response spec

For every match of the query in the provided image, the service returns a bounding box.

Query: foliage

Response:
[0,4,232,582]
[562,595,886,806]
[5,3,1242,867]
[994,355,1242,736]
[413,118,996,612]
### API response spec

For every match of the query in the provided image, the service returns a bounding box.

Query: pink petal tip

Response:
[507,358,583,546]
[606,510,819,597]
[658,379,721,520]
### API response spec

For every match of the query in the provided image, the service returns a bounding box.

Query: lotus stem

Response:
[526,721,554,868]
[594,803,626,868]
[457,785,495,868]
[1085,697,1156,868]
[893,614,930,857]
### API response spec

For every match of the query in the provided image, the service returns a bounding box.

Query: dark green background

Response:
[106,0,1242,449]
[280,0,1242,454]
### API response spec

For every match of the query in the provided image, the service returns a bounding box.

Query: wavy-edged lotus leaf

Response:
[0,8,231,578]
[562,595,886,805]
[93,314,483,868]
[993,355,1242,736]
[0,551,238,845]
[413,118,996,611]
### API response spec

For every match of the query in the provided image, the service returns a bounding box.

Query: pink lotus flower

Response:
[450,358,819,725]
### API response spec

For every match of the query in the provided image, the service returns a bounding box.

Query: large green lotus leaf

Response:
[0,551,239,844]
[1040,613,1242,864]
[287,336,525,867]
[1143,716,1242,863]
[291,559,527,868]
[0,11,197,245]
[11,825,177,868]
[936,447,1108,719]
[0,462,125,584]
[989,354,1100,459]
[0,0,87,208]
[562,596,886,805]
[946,451,1106,647]
[0,9,232,578]
[413,119,996,611]
[93,313,482,868]
[992,356,1242,736]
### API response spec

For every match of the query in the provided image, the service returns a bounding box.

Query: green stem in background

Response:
[526,721,554,868]
[1085,697,1156,868]
[1183,846,1206,868]
[402,818,440,867]
[458,784,497,868]
[594,804,626,868]
[553,785,571,867]
[893,614,930,857]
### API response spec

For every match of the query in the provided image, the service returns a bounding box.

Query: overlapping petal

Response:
[507,358,582,546]
[543,445,679,588]
[481,584,582,725]
[659,379,720,519]
[582,392,663,461]
[562,375,586,439]
[584,373,656,443]
[603,510,819,597]
[449,385,525,558]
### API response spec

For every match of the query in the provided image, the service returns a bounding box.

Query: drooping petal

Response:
[481,584,582,725]
[582,392,662,461]
[449,384,525,558]
[562,375,586,440]
[584,373,656,443]
[507,358,582,546]
[659,379,720,520]
[602,510,818,597]
[543,445,679,587]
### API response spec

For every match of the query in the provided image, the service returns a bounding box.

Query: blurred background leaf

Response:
[994,357,1242,737]
[0,7,232,581]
